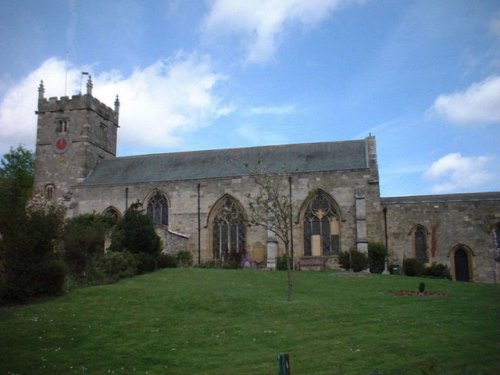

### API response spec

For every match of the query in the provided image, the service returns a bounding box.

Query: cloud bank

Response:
[425,152,494,193]
[0,54,233,156]
[430,76,500,126]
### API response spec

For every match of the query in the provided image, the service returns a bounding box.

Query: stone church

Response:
[33,78,500,283]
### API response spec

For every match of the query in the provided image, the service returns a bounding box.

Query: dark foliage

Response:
[63,213,114,280]
[2,203,66,302]
[276,254,289,271]
[339,249,369,272]
[403,258,426,276]
[134,252,158,274]
[156,253,177,268]
[423,262,451,279]
[94,251,137,282]
[109,201,161,255]
[368,242,387,273]
[176,250,193,267]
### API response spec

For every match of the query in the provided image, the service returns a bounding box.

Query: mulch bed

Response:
[392,290,448,298]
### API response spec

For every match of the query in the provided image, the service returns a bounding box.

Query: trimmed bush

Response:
[339,249,369,272]
[276,255,289,271]
[95,252,137,281]
[403,258,425,276]
[423,262,451,279]
[368,242,387,274]
[134,252,157,274]
[156,253,177,268]
[176,251,193,268]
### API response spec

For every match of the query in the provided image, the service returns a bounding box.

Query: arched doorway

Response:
[454,248,469,281]
[452,246,472,282]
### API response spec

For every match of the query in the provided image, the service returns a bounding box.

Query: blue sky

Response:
[0,0,499,197]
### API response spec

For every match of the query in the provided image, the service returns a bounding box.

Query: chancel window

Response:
[414,225,428,263]
[303,191,340,257]
[212,197,246,261]
[147,191,168,226]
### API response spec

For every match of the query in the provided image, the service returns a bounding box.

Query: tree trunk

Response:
[285,240,293,301]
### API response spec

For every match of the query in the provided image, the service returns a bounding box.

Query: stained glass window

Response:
[303,191,340,256]
[212,197,246,261]
[147,191,168,226]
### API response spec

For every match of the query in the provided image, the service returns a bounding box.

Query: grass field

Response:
[0,269,499,375]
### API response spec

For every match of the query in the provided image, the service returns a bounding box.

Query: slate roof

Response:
[381,192,500,204]
[82,139,369,186]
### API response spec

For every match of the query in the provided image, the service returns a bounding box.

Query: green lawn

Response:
[0,269,499,375]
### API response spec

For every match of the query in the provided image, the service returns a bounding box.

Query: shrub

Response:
[368,242,387,273]
[403,258,425,276]
[176,250,193,268]
[63,213,113,280]
[419,282,426,293]
[423,262,451,279]
[95,252,137,282]
[109,202,161,255]
[339,249,369,272]
[134,252,157,274]
[276,255,289,271]
[156,253,177,268]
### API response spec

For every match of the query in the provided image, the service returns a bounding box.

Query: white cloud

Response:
[430,76,500,126]
[0,54,233,156]
[425,152,494,193]
[203,0,361,64]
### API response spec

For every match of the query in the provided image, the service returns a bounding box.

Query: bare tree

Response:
[245,162,294,301]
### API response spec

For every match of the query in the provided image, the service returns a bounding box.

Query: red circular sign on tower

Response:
[53,135,71,154]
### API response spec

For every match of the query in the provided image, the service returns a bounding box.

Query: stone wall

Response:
[71,167,382,265]
[382,193,500,283]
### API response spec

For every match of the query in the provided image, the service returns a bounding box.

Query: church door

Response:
[454,248,470,282]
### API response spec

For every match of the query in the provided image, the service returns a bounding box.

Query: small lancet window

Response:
[414,225,428,263]
[45,184,55,200]
[56,118,69,133]
[147,191,168,226]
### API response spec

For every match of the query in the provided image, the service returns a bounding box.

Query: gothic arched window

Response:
[147,191,168,226]
[212,197,246,261]
[303,191,340,257]
[103,206,121,223]
[414,225,428,263]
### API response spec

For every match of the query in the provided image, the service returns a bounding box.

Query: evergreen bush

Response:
[156,253,177,268]
[95,252,137,281]
[176,250,193,267]
[368,242,387,273]
[403,258,425,276]
[134,252,157,274]
[339,249,369,272]
[423,262,451,279]
[276,254,289,271]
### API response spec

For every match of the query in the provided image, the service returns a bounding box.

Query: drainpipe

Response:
[197,183,201,265]
[125,187,129,211]
[288,176,294,270]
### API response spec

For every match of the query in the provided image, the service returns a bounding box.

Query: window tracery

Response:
[303,191,340,256]
[147,191,168,226]
[212,197,246,261]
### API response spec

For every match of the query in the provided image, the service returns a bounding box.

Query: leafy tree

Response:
[0,146,34,236]
[245,162,294,301]
[109,201,161,255]
[63,213,114,280]
[2,196,66,301]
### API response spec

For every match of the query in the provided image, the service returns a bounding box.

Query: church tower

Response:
[34,77,119,201]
